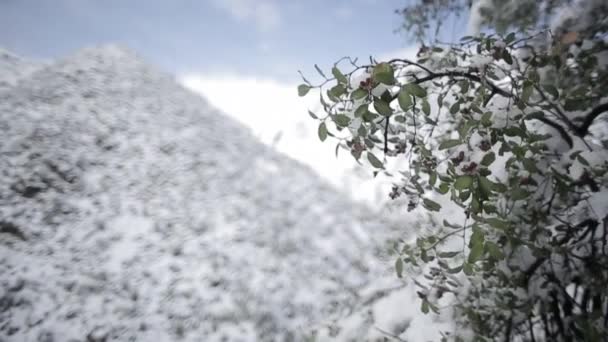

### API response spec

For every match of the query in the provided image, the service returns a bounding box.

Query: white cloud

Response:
[179,74,339,179]
[179,73,392,204]
[211,0,281,32]
[376,46,419,61]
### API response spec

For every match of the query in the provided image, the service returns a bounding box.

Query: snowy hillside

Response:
[0,48,41,92]
[0,46,425,341]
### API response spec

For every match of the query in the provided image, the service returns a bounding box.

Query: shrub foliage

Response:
[299,1,608,340]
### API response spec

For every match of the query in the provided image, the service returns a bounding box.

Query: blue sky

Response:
[0,0,436,82]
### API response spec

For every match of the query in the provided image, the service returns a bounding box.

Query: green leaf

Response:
[429,171,437,186]
[485,241,504,260]
[463,262,474,275]
[486,218,509,230]
[318,122,328,141]
[298,84,311,97]
[459,190,471,201]
[329,84,346,98]
[522,81,533,102]
[372,63,395,85]
[416,238,425,248]
[320,92,328,107]
[437,182,450,194]
[437,94,444,108]
[481,112,492,127]
[449,102,461,115]
[468,241,484,263]
[355,104,368,117]
[443,219,461,229]
[569,150,583,160]
[459,119,476,138]
[577,155,590,166]
[394,115,406,123]
[438,251,460,258]
[542,84,559,99]
[529,133,552,143]
[454,175,474,190]
[428,301,439,314]
[511,187,530,200]
[374,99,393,116]
[357,125,367,137]
[439,139,461,150]
[314,64,327,79]
[516,99,527,110]
[421,299,430,314]
[298,71,311,85]
[332,66,348,85]
[352,88,368,100]
[468,227,485,264]
[478,176,494,198]
[459,80,469,93]
[470,225,485,246]
[421,100,431,115]
[333,114,351,127]
[398,88,413,111]
[522,158,538,173]
[405,83,427,98]
[420,249,431,262]
[481,152,496,166]
[502,49,513,65]
[367,152,384,168]
[307,110,318,119]
[362,111,378,122]
[564,98,586,111]
[395,258,404,278]
[483,203,497,214]
[471,103,482,114]
[504,126,526,137]
[423,198,442,212]
[492,181,507,193]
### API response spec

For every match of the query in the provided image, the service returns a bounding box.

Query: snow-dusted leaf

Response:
[298,84,311,97]
[318,122,328,141]
[439,139,461,150]
[367,152,384,168]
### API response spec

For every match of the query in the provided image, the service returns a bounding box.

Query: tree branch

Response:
[533,84,577,132]
[387,58,434,74]
[384,116,390,155]
[537,116,574,148]
[574,102,608,137]
[386,64,606,145]
[413,70,513,98]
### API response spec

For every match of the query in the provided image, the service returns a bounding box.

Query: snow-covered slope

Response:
[0,48,42,92]
[0,45,406,341]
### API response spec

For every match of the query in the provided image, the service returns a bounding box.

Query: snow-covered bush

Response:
[299,1,608,340]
